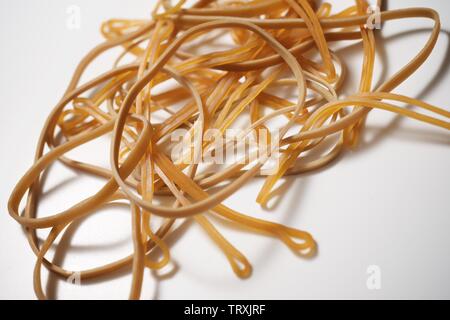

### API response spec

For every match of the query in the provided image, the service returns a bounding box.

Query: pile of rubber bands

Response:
[8,0,450,299]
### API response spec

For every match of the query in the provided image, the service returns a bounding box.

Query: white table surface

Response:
[1,0,449,299]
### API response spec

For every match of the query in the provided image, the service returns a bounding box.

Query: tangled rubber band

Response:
[7,0,449,299]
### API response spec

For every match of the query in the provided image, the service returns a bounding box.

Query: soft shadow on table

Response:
[45,202,132,299]
[360,28,450,152]
[45,207,193,299]
[208,26,450,276]
[20,173,131,252]
[337,28,450,154]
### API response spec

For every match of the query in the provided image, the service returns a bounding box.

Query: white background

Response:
[0,0,449,299]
